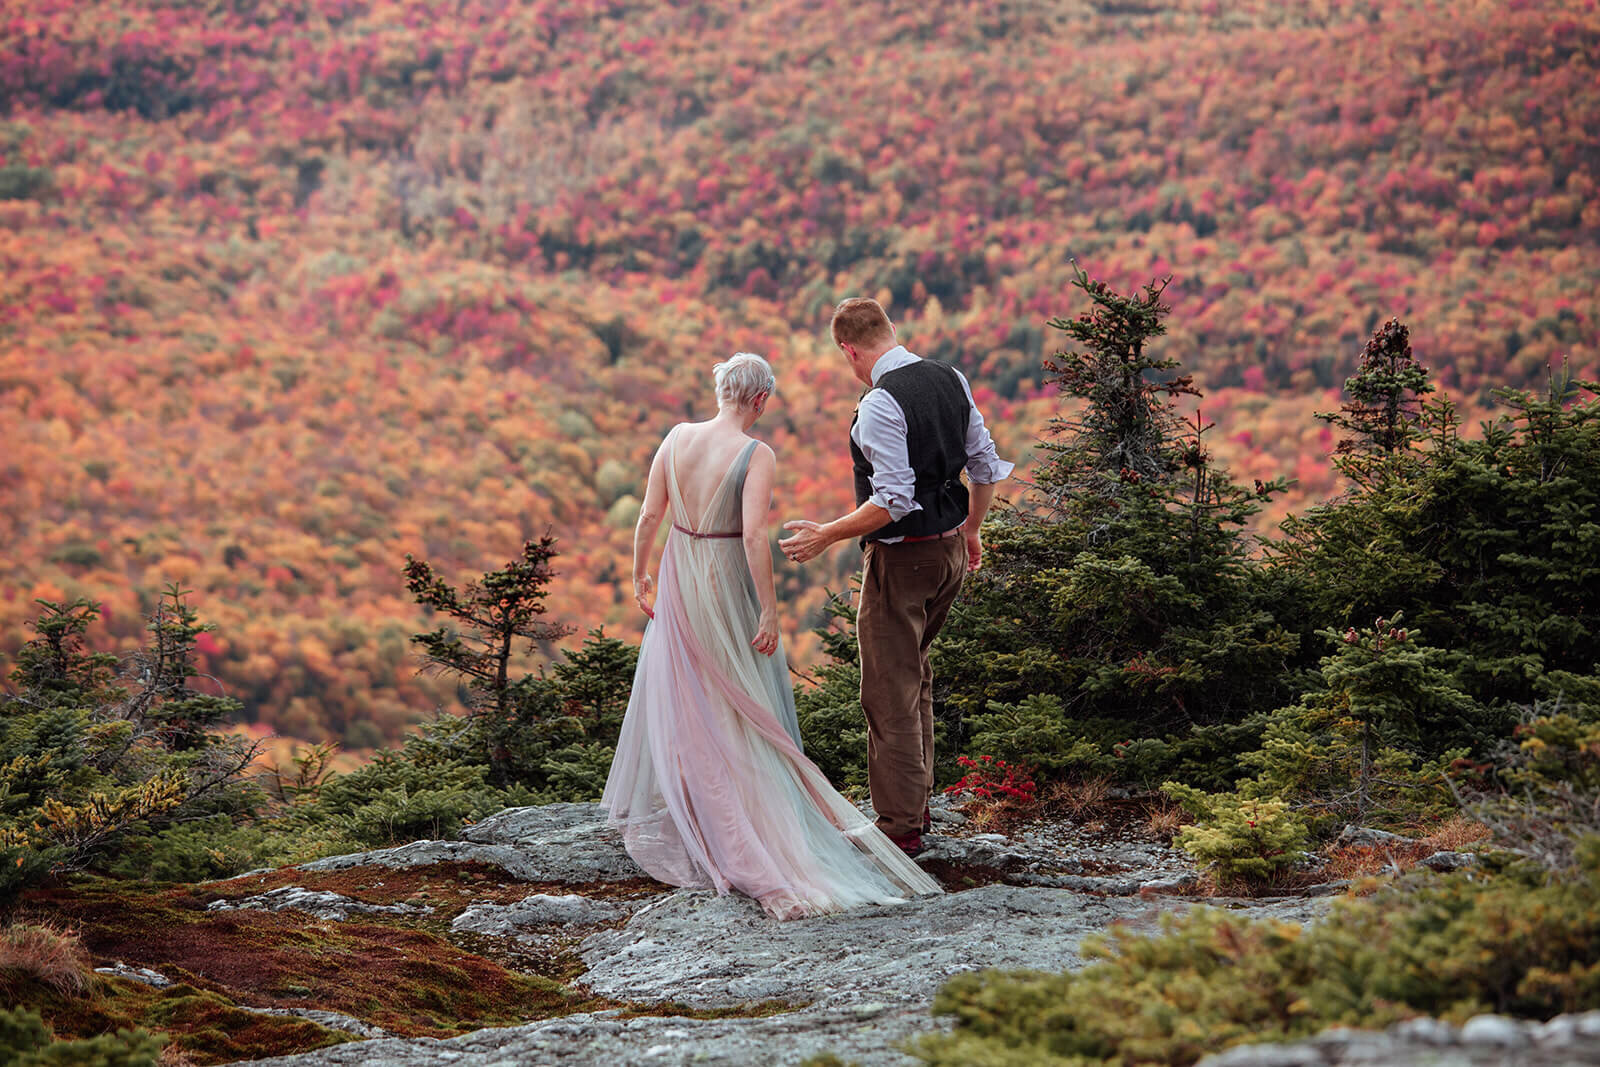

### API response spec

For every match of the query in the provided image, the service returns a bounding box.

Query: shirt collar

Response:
[868,345,917,385]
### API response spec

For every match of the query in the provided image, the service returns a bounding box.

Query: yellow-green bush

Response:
[1160,783,1309,887]
[914,839,1600,1066]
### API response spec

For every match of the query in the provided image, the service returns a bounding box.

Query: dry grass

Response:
[1418,815,1492,852]
[961,800,1032,835]
[1044,776,1113,819]
[1140,798,1190,842]
[1319,842,1426,880]
[1315,816,1492,882]
[158,1045,199,1067]
[0,921,96,998]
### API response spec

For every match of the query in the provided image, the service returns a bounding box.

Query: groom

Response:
[780,297,1012,856]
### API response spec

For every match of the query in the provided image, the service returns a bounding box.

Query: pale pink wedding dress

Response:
[602,429,943,919]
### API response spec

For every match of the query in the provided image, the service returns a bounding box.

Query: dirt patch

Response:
[919,859,1012,890]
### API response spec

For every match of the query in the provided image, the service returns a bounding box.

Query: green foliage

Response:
[1237,616,1481,827]
[795,589,871,790]
[936,267,1299,760]
[538,740,617,802]
[1278,363,1600,718]
[1318,317,1434,464]
[1453,706,1600,872]
[298,723,527,848]
[1033,263,1193,512]
[124,585,245,751]
[277,628,641,852]
[105,814,277,883]
[404,537,576,782]
[551,628,638,728]
[965,695,1110,777]
[0,1007,164,1067]
[1161,784,1309,887]
[0,594,263,900]
[6,598,121,710]
[0,164,55,203]
[917,841,1600,1066]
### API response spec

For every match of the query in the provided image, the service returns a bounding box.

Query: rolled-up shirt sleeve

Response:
[954,369,1015,484]
[851,390,920,522]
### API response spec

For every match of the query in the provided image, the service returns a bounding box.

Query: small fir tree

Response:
[1280,359,1600,721]
[1,593,263,898]
[1318,317,1434,468]
[6,599,121,713]
[404,536,574,717]
[1033,262,1196,513]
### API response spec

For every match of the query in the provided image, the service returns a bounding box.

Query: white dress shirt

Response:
[850,346,1014,542]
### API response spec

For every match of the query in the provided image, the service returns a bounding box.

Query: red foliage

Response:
[0,0,1595,750]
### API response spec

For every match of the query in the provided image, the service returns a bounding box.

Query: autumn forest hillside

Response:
[2,0,1597,753]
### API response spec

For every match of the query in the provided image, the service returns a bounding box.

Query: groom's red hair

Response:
[830,298,894,349]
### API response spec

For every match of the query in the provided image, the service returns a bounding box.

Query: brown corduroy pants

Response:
[857,533,968,839]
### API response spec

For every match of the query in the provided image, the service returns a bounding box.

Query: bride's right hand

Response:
[751,608,779,657]
[634,574,654,619]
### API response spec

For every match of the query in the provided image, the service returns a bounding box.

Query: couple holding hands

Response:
[600,297,1012,920]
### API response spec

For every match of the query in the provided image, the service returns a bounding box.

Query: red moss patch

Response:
[24,878,610,1041]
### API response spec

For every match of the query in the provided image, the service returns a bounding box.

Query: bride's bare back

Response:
[667,421,763,531]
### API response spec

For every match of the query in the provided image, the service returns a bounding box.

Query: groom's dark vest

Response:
[851,359,972,543]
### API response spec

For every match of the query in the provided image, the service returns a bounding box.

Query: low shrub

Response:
[0,1007,163,1066]
[916,838,1600,1066]
[1161,783,1309,889]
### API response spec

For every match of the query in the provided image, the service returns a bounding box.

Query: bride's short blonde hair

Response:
[713,352,776,410]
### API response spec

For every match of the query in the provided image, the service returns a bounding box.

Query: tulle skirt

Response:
[601,533,942,919]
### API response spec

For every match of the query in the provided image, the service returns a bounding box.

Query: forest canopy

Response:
[1,0,1596,752]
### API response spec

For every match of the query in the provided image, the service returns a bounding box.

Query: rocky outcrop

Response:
[451,893,636,937]
[1196,1012,1600,1066]
[294,803,646,884]
[234,802,1597,1067]
[207,886,434,921]
[94,962,173,988]
[241,800,1335,1067]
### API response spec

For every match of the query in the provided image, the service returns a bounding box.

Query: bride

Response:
[601,352,944,919]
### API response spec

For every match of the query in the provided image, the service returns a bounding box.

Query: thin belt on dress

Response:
[672,523,742,539]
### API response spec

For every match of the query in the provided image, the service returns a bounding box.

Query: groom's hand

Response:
[964,527,984,573]
[780,520,826,564]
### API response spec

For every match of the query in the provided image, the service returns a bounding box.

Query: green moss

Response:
[18,979,349,1066]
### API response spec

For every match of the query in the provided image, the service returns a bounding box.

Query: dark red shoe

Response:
[888,831,925,857]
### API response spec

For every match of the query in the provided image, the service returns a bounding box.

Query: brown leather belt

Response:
[898,526,963,543]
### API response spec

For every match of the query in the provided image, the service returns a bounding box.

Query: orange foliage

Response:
[0,0,1595,749]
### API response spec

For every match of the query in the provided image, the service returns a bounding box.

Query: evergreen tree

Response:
[404,536,575,779]
[1,593,263,899]
[6,599,121,712]
[933,267,1297,779]
[1239,615,1480,827]
[1032,262,1196,514]
[1279,356,1600,727]
[1319,317,1434,467]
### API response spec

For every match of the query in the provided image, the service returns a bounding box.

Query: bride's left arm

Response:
[632,433,672,618]
[740,443,780,656]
